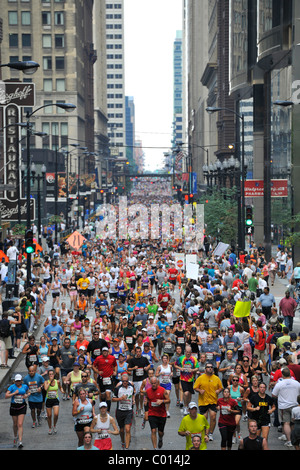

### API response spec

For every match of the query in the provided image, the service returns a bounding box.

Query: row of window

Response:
[9,32,64,48]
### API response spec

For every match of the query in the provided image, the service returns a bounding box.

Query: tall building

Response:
[172,30,183,148]
[105,0,126,159]
[184,0,210,184]
[125,95,135,164]
[0,0,97,174]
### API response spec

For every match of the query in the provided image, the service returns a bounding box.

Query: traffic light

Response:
[25,229,35,254]
[246,206,253,226]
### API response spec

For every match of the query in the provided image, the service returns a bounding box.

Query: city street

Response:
[0,274,297,452]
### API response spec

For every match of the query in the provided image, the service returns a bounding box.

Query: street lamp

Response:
[0,60,40,75]
[206,106,246,253]
[24,102,76,285]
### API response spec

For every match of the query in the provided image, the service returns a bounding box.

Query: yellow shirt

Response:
[178,414,209,450]
[77,278,90,290]
[193,373,223,407]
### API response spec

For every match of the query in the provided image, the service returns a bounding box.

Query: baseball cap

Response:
[14,374,22,381]
[99,402,108,408]
[188,402,198,409]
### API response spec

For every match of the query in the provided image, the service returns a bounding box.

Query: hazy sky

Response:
[124,0,183,171]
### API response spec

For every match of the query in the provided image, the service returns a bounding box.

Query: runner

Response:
[112,372,135,449]
[90,402,119,450]
[145,376,170,450]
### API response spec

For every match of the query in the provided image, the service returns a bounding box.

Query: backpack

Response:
[0,318,10,338]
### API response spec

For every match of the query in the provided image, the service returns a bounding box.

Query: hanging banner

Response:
[174,253,185,270]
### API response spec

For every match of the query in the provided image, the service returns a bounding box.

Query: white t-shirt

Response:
[272,378,300,409]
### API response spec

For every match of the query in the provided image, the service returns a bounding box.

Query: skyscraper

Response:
[105,0,126,159]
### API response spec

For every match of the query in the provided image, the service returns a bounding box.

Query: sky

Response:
[124,0,183,172]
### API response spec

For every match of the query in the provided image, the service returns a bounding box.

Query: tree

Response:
[199,188,238,245]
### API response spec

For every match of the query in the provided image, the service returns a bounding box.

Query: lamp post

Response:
[206,106,246,253]
[24,102,76,286]
[26,162,46,246]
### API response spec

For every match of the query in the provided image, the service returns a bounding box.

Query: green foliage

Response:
[11,223,26,236]
[199,187,238,244]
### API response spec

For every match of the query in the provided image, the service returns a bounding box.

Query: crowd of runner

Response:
[1,219,300,451]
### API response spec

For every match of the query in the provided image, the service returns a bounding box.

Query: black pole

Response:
[26,116,31,288]
[54,143,58,245]
[65,150,69,230]
[77,154,80,229]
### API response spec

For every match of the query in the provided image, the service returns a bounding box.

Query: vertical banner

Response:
[174,253,185,271]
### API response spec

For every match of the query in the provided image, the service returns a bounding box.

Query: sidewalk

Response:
[0,274,294,394]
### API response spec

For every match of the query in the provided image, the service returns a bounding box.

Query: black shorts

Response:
[148,415,167,432]
[52,292,60,298]
[115,409,133,428]
[45,398,60,408]
[28,401,43,411]
[87,289,95,297]
[98,377,113,394]
[198,403,218,414]
[74,419,93,432]
[180,380,195,394]
[169,279,176,285]
[10,403,27,416]
[172,376,180,385]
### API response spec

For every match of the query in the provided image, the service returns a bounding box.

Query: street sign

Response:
[66,231,86,250]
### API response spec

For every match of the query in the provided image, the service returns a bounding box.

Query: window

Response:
[21,11,31,25]
[42,34,52,48]
[55,57,65,70]
[56,78,65,91]
[55,34,64,48]
[42,11,51,25]
[43,56,52,70]
[8,11,18,25]
[9,34,18,47]
[22,34,31,47]
[54,12,64,25]
[43,78,53,92]
[44,100,53,113]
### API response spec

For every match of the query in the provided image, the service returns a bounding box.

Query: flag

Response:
[234,300,251,318]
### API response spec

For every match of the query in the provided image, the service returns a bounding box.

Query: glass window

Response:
[44,100,53,113]
[55,34,64,48]
[21,11,31,25]
[8,11,18,25]
[22,34,31,47]
[9,34,18,47]
[56,78,65,91]
[43,56,52,70]
[43,78,53,92]
[42,34,52,48]
[54,12,64,25]
[42,11,51,25]
[55,57,65,70]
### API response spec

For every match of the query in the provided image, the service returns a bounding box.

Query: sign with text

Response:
[244,179,288,198]
[0,198,35,222]
[0,82,35,107]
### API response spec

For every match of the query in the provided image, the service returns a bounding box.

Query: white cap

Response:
[188,401,198,409]
[42,357,50,362]
[14,374,22,381]
[99,401,108,408]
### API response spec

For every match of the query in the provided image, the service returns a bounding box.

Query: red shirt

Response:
[217,398,238,426]
[93,354,117,378]
[168,268,178,280]
[146,386,167,417]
